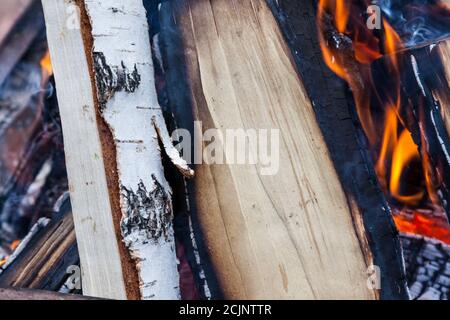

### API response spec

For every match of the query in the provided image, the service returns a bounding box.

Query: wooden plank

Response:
[164,0,376,299]
[0,287,99,300]
[41,0,127,299]
[0,199,78,291]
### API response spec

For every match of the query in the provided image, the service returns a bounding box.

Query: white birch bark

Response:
[84,0,193,300]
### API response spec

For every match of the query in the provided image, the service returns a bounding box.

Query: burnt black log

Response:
[267,0,409,300]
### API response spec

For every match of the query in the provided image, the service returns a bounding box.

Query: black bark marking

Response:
[93,52,141,111]
[120,175,173,244]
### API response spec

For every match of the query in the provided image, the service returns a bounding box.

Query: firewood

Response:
[42,0,130,299]
[267,0,449,300]
[0,287,98,300]
[160,0,382,299]
[0,198,78,291]
[43,0,193,300]
[83,0,193,300]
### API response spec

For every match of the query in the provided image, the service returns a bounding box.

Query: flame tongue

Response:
[40,50,53,77]
[317,0,450,242]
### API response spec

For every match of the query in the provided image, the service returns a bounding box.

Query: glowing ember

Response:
[10,239,20,251]
[317,0,450,241]
[0,240,21,268]
[393,210,450,245]
[0,257,7,268]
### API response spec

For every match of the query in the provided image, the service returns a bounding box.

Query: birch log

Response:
[83,0,193,300]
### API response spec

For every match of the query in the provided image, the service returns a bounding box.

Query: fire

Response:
[317,0,450,241]
[389,130,423,203]
[0,258,7,268]
[10,240,20,251]
[335,0,350,33]
[40,50,53,76]
[0,240,21,268]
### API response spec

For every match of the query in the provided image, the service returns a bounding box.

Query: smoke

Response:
[375,0,450,47]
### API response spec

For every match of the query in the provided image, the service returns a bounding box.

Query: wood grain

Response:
[0,201,78,290]
[0,287,99,300]
[167,0,375,299]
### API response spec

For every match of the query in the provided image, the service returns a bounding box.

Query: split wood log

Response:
[43,0,193,300]
[0,287,98,300]
[42,0,130,299]
[0,197,78,291]
[161,0,380,300]
[269,0,450,299]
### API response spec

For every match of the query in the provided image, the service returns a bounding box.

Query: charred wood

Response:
[0,196,78,291]
[401,233,450,299]
[267,0,409,299]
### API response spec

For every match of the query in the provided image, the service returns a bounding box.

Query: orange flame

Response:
[390,130,424,203]
[0,240,22,268]
[10,240,20,251]
[0,257,7,267]
[317,0,350,81]
[375,107,398,184]
[335,0,351,33]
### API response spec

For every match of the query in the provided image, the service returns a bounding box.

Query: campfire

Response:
[0,0,450,301]
[316,0,450,298]
[0,0,77,296]
[317,0,450,244]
